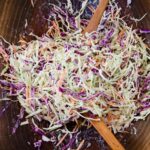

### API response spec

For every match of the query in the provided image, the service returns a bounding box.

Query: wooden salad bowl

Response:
[0,0,149,150]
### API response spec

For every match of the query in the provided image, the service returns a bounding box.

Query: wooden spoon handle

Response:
[91,119,125,150]
[83,0,109,34]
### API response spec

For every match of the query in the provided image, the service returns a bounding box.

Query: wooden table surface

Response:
[0,0,150,150]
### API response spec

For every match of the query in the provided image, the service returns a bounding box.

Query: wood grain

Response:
[0,0,150,150]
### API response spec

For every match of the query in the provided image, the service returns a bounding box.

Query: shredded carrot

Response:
[115,91,124,101]
[18,38,27,45]
[107,113,119,123]
[26,85,31,105]
[56,133,68,147]
[47,26,54,36]
[69,109,75,115]
[57,70,66,87]
[11,45,17,53]
[107,101,117,107]
[52,21,61,35]
[73,125,78,132]
[88,5,95,13]
[86,39,92,46]
[76,140,85,150]
[117,29,125,41]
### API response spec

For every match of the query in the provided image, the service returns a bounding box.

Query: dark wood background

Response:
[0,0,150,150]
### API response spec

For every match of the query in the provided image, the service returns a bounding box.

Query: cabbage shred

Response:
[0,0,150,149]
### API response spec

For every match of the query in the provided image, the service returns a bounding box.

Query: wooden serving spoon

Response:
[83,0,125,150]
[83,0,109,34]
